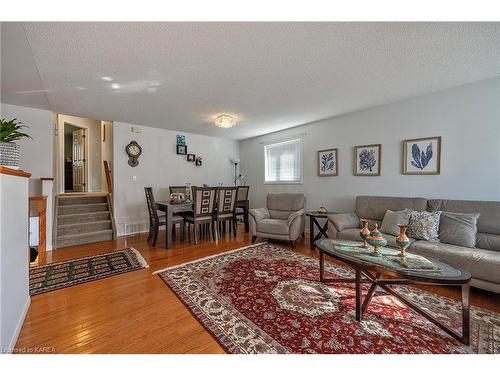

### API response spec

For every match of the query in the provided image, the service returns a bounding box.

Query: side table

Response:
[306,211,336,249]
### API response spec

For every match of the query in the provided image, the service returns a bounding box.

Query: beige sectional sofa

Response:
[327,196,500,293]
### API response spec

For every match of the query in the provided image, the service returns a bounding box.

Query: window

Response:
[264,138,302,183]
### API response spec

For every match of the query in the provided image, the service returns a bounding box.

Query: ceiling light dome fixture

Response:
[214,113,238,129]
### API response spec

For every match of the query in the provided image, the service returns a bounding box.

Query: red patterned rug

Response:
[156,243,499,354]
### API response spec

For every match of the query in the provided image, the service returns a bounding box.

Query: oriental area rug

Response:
[29,248,148,295]
[156,242,499,354]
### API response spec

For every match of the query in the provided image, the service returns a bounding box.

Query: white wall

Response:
[240,78,500,216]
[0,172,30,352]
[0,103,53,195]
[113,122,239,236]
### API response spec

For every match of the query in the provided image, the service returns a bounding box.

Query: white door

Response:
[72,129,87,192]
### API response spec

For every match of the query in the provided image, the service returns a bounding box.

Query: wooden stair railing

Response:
[104,160,113,195]
[29,195,47,264]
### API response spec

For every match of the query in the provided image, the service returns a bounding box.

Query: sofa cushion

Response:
[337,228,416,249]
[329,212,360,232]
[355,196,427,221]
[428,199,500,235]
[476,232,500,252]
[439,211,480,248]
[407,211,441,241]
[380,209,411,236]
[257,218,290,235]
[408,240,500,284]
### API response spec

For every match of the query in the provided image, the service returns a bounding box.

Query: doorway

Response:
[64,123,88,192]
[55,114,112,195]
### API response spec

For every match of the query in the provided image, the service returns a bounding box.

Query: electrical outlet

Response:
[132,176,137,182]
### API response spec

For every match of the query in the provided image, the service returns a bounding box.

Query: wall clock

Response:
[126,140,142,167]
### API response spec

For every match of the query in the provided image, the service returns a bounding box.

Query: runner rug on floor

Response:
[155,242,499,354]
[30,248,148,296]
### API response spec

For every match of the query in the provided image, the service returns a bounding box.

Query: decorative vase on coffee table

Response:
[359,219,370,248]
[396,224,411,257]
[366,223,387,255]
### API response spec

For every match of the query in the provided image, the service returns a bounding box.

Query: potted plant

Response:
[0,118,32,168]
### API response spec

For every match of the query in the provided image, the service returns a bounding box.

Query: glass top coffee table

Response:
[316,238,472,345]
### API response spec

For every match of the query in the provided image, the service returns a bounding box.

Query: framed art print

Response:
[195,157,202,166]
[176,144,187,155]
[354,144,381,176]
[176,134,186,145]
[187,154,196,162]
[317,148,338,176]
[403,136,441,175]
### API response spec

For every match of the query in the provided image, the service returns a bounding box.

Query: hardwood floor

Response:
[16,226,500,354]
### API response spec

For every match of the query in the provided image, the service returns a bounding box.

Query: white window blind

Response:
[264,138,302,183]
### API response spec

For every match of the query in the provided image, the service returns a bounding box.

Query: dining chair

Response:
[169,185,194,220]
[144,187,185,246]
[182,186,218,244]
[214,186,238,237]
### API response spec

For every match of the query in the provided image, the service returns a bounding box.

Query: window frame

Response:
[263,137,303,185]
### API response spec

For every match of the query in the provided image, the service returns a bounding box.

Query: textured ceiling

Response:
[1,22,499,140]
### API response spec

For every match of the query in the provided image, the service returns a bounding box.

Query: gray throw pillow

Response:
[407,211,441,241]
[329,212,360,232]
[439,211,480,248]
[380,209,411,236]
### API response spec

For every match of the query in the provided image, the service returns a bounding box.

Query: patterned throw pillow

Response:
[407,211,442,241]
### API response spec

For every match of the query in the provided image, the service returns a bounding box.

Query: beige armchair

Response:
[249,193,305,247]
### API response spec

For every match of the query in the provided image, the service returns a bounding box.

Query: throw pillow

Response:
[380,209,411,236]
[407,211,441,241]
[439,211,480,248]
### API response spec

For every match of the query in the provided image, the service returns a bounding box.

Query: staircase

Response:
[54,194,116,248]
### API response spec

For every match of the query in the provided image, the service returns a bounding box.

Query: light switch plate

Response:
[132,176,137,182]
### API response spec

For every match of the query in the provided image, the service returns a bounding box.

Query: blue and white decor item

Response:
[317,148,338,176]
[403,136,441,175]
[354,144,381,176]
[176,134,186,145]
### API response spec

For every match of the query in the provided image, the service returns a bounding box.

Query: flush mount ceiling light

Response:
[214,113,238,129]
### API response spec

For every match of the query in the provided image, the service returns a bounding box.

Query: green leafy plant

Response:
[0,118,33,143]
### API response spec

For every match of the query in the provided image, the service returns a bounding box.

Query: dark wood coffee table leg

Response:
[309,217,315,249]
[462,282,470,346]
[355,268,362,321]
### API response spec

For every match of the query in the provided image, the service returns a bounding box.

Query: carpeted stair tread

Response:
[58,202,109,215]
[58,195,108,205]
[57,211,110,224]
[56,229,113,248]
[57,220,112,236]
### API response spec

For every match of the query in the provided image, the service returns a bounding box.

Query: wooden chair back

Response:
[144,187,159,224]
[236,186,249,202]
[216,187,238,216]
[192,187,217,219]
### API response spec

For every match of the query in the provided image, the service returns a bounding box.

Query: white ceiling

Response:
[1,22,499,140]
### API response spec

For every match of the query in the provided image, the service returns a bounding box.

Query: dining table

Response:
[156,199,249,248]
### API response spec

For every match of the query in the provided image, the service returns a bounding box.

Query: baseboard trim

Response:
[7,295,30,353]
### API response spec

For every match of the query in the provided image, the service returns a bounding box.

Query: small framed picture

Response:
[403,136,441,175]
[354,144,381,176]
[195,157,202,166]
[176,144,187,155]
[187,154,196,162]
[176,135,186,145]
[317,148,338,176]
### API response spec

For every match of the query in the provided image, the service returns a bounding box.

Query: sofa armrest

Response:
[249,208,270,223]
[328,212,360,232]
[287,209,305,225]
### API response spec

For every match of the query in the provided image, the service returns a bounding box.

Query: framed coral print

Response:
[354,144,381,176]
[317,148,338,176]
[403,136,441,175]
